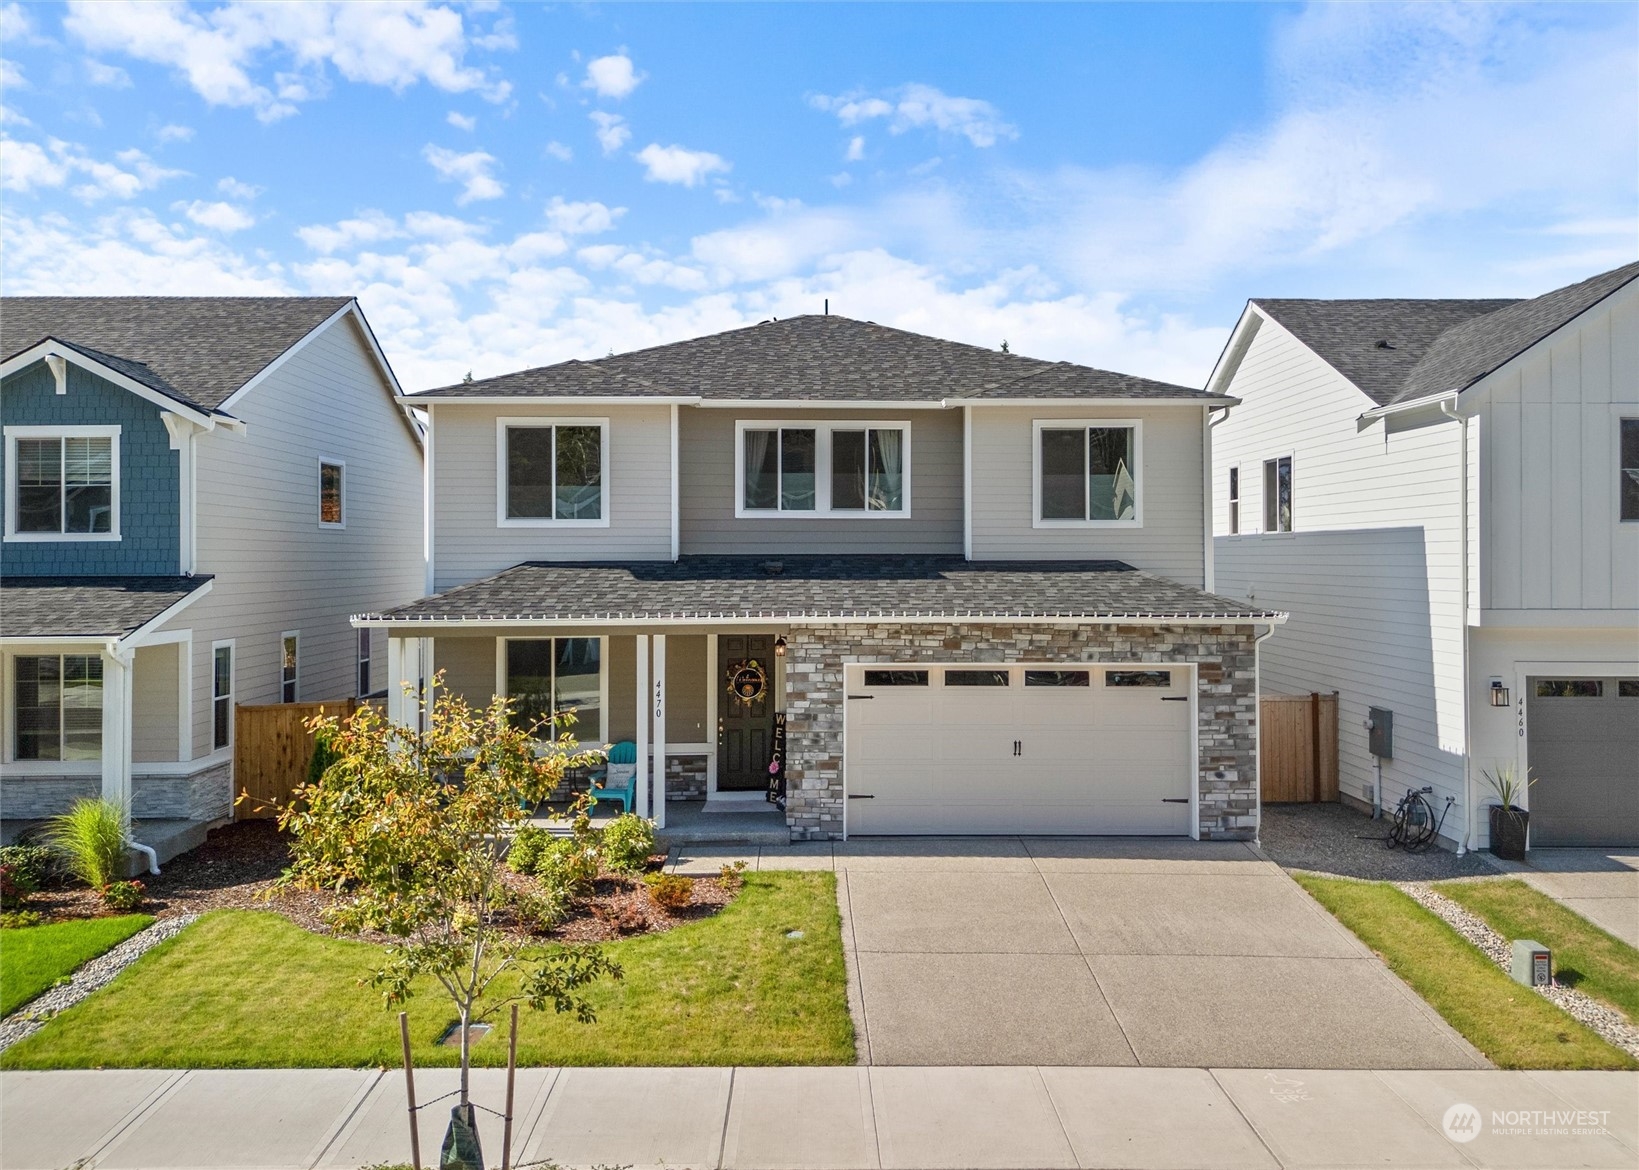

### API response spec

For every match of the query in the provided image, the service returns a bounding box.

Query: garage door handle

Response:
[846,694,875,700]
[1162,798,1190,804]
[1161,696,1190,702]
[848,794,875,799]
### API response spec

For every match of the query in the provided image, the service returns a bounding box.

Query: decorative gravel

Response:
[1399,882,1639,1059]
[0,915,198,1053]
[1260,802,1496,881]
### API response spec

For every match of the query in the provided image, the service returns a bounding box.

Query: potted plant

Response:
[1481,763,1535,860]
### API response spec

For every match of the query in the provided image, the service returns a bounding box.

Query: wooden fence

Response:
[234,698,364,820]
[1260,692,1339,803]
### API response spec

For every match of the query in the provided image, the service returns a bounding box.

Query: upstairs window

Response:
[1034,420,1140,525]
[1227,467,1240,534]
[1621,419,1639,521]
[14,654,102,761]
[738,422,909,517]
[1263,456,1293,533]
[319,460,344,527]
[499,419,607,525]
[4,426,119,541]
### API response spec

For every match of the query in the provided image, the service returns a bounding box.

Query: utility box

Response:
[1367,707,1394,759]
[1511,939,1551,988]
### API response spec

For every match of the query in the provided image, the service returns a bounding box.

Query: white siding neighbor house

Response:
[1,298,424,862]
[1209,263,1639,850]
[363,315,1285,843]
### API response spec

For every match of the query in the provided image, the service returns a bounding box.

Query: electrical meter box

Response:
[1367,707,1393,758]
[1512,939,1551,988]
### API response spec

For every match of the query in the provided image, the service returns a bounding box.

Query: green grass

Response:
[0,872,853,1069]
[1,915,154,1016]
[1293,874,1635,1070]
[1440,879,1639,1022]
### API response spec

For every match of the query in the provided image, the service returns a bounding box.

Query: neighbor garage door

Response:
[843,663,1194,835]
[1526,676,1639,847]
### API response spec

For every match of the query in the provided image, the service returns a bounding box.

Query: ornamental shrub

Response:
[103,880,146,911]
[535,838,597,897]
[0,865,29,910]
[600,814,656,875]
[0,845,55,891]
[46,798,127,891]
[0,909,44,929]
[643,872,694,913]
[507,826,551,875]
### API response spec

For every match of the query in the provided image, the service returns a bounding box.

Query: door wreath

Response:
[726,658,768,704]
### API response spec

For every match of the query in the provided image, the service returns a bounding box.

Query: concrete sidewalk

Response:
[3,1066,1634,1170]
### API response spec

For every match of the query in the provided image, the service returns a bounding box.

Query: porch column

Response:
[705,635,718,794]
[635,635,650,818]
[385,634,422,729]
[653,635,667,829]
[99,644,134,814]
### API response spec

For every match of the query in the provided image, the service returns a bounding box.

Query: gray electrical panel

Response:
[1368,707,1393,758]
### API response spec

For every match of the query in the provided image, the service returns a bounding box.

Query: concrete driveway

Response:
[1503,849,1639,948]
[673,837,1487,1069]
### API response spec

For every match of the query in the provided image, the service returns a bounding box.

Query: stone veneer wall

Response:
[781,622,1261,842]
[2,760,233,823]
[665,753,707,801]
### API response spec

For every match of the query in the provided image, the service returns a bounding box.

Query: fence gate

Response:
[233,699,360,820]
[1260,692,1339,803]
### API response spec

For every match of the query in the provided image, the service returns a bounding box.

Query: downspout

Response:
[1439,396,1472,855]
[1252,620,1278,846]
[1205,404,1234,592]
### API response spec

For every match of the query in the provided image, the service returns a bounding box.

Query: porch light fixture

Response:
[774,637,787,657]
[1489,679,1510,707]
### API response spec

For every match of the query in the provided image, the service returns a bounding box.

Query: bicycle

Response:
[1385,785,1453,852]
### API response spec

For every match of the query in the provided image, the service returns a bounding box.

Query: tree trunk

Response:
[458,1003,471,1107]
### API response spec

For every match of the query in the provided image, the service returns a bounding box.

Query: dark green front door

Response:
[718,634,776,791]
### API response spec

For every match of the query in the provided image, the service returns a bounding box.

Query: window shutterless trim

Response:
[733,419,913,519]
[1030,418,1143,529]
[280,631,299,704]
[1262,453,1294,534]
[211,640,235,751]
[1226,465,1240,535]
[494,416,611,528]
[318,457,346,529]
[3,424,122,542]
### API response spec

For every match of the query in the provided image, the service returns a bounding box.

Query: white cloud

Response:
[446,110,476,131]
[845,135,865,162]
[422,144,503,204]
[583,53,642,99]
[217,175,260,199]
[0,140,67,192]
[1,136,182,201]
[155,123,195,144]
[543,197,624,235]
[589,110,629,156]
[296,209,405,254]
[85,60,132,88]
[0,57,25,90]
[61,0,513,123]
[544,140,573,162]
[0,2,32,42]
[634,143,730,187]
[811,83,1017,147]
[180,199,255,232]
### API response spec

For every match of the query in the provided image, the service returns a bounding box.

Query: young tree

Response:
[277,676,619,1161]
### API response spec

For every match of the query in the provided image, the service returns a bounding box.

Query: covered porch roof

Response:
[0,575,213,645]
[357,557,1285,628]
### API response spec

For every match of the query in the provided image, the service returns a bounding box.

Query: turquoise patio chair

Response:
[588,740,637,813]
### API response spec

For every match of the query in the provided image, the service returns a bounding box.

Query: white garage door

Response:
[843,663,1195,835]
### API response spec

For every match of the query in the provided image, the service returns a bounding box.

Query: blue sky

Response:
[2,1,1635,391]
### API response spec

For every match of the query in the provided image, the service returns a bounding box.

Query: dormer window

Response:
[4,426,120,542]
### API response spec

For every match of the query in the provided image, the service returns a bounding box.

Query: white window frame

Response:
[1263,453,1294,534]
[1227,465,1240,535]
[3,424,122,542]
[357,628,372,698]
[1031,418,1144,529]
[733,419,913,519]
[280,631,299,703]
[318,458,346,529]
[495,417,611,528]
[496,635,608,745]
[9,651,105,763]
[212,640,235,751]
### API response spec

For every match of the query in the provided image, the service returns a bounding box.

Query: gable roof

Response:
[412,314,1226,403]
[1247,261,1639,408]
[0,296,354,413]
[0,575,213,640]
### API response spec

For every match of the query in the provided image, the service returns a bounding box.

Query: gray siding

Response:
[430,402,672,590]
[678,408,962,555]
[969,404,1207,584]
[131,642,181,764]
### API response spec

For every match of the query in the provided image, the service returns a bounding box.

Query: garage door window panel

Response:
[1025,670,1089,687]
[1535,680,1602,698]
[944,669,1010,687]
[862,670,928,687]
[1107,670,1173,687]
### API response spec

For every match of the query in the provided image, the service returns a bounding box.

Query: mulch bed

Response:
[19,820,738,944]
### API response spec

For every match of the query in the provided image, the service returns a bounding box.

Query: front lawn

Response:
[1294,874,1635,1070]
[1440,879,1639,1022]
[1,915,154,1016]
[0,872,853,1069]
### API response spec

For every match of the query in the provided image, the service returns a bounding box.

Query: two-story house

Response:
[1,297,424,862]
[1209,262,1639,850]
[359,314,1284,841]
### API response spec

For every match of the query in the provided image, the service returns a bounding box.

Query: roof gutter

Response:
[395,394,1235,409]
[354,611,1288,630]
[1359,389,1462,423]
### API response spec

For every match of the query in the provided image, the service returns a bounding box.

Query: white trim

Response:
[962,405,973,560]
[1261,452,1295,534]
[124,579,213,647]
[494,416,612,528]
[670,402,680,561]
[959,397,1233,409]
[424,403,436,595]
[358,611,1287,630]
[706,398,948,410]
[217,302,355,411]
[280,631,300,703]
[1204,305,1264,399]
[0,341,220,428]
[160,413,203,574]
[652,633,667,830]
[495,634,609,745]
[0,746,233,780]
[705,633,719,794]
[635,635,650,818]
[177,633,193,762]
[4,424,122,542]
[318,457,346,529]
[404,394,701,407]
[1030,418,1144,529]
[733,419,913,519]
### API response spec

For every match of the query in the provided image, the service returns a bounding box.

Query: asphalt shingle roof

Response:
[1,576,212,639]
[1,297,354,412]
[1252,261,1639,408]
[415,315,1226,403]
[363,557,1282,624]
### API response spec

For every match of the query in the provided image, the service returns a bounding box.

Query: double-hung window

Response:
[1263,456,1293,532]
[280,633,299,703]
[498,418,608,525]
[1227,467,1240,534]
[212,643,234,750]
[737,422,908,517]
[502,637,604,741]
[4,426,119,541]
[13,654,103,761]
[1621,419,1639,522]
[356,628,372,697]
[1034,420,1141,525]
